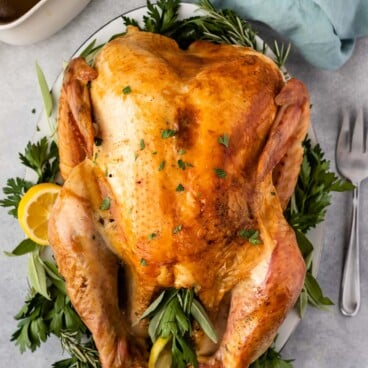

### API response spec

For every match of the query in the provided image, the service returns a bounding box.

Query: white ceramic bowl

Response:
[0,0,90,45]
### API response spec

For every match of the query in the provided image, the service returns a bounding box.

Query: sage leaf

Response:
[304,272,333,309]
[297,288,309,318]
[43,261,66,293]
[28,250,49,300]
[4,238,38,257]
[140,290,167,320]
[191,299,218,343]
[79,38,97,59]
[148,306,166,342]
[35,62,53,118]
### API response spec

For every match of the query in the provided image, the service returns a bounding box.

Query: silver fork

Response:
[336,109,368,317]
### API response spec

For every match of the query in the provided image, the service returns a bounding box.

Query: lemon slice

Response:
[17,183,61,246]
[149,336,172,368]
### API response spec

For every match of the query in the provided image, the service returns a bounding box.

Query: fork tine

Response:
[337,110,351,157]
[351,109,364,154]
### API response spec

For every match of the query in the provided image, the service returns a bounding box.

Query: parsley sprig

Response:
[286,138,353,316]
[286,139,354,233]
[19,137,59,183]
[0,137,58,218]
[250,344,293,368]
[0,177,32,218]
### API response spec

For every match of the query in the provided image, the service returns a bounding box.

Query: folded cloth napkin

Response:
[211,0,368,70]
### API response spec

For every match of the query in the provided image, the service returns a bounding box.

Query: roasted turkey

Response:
[48,26,310,368]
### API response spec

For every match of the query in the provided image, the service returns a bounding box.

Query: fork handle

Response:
[340,185,361,316]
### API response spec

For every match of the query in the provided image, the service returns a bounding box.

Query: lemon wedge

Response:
[149,336,172,368]
[17,183,61,245]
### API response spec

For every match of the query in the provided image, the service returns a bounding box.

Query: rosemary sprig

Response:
[52,330,101,368]
[272,41,291,69]
[189,0,261,50]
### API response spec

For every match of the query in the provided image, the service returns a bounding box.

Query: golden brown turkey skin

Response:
[49,27,309,368]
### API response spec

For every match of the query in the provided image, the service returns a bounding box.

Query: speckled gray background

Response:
[0,1,367,367]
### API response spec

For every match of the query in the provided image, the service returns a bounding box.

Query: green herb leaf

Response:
[4,238,38,257]
[239,229,262,245]
[304,272,334,310]
[272,41,291,69]
[140,290,167,321]
[286,138,354,233]
[214,168,227,178]
[35,62,53,117]
[218,134,229,148]
[141,288,215,368]
[122,85,132,94]
[178,149,186,155]
[28,250,49,300]
[178,159,186,170]
[140,139,145,150]
[79,39,97,59]
[99,197,111,211]
[250,344,293,367]
[0,177,33,218]
[52,330,100,368]
[178,159,193,170]
[158,160,166,171]
[173,224,182,234]
[191,0,261,50]
[161,129,177,138]
[191,299,218,343]
[176,183,185,192]
[140,258,148,266]
[18,137,59,183]
[148,233,157,240]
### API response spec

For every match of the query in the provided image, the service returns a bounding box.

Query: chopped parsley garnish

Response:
[173,224,183,234]
[214,168,227,178]
[239,229,262,245]
[176,183,185,192]
[218,134,230,148]
[31,108,36,114]
[122,85,132,94]
[178,148,186,155]
[178,159,193,170]
[140,139,145,150]
[178,159,186,170]
[99,197,111,211]
[161,129,177,138]
[148,233,157,240]
[158,160,166,171]
[94,137,103,146]
[140,258,147,266]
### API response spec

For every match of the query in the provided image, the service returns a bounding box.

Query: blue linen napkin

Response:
[211,0,368,70]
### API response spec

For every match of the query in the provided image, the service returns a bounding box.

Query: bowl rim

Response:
[0,0,49,30]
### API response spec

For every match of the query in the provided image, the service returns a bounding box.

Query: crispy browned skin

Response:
[58,57,97,179]
[49,27,309,368]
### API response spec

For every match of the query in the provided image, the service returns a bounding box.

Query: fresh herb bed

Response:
[0,0,353,367]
